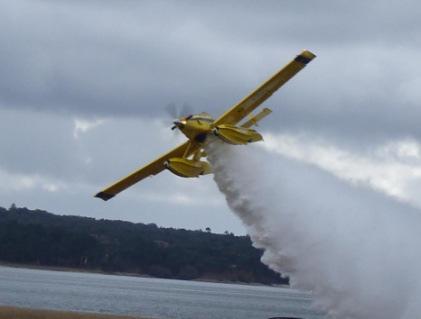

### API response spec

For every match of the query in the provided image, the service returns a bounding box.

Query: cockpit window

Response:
[191,112,213,122]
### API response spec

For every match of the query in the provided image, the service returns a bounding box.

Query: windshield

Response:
[191,112,213,122]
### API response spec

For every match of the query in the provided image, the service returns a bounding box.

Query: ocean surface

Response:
[0,266,324,319]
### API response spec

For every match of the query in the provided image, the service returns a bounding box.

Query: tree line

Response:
[0,205,287,285]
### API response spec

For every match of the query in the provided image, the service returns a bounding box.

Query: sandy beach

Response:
[0,306,149,319]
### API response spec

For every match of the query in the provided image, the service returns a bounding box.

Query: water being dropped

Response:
[206,140,421,319]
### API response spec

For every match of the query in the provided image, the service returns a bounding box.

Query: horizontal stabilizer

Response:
[241,107,272,128]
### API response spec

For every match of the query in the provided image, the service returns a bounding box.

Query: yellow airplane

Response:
[95,50,316,201]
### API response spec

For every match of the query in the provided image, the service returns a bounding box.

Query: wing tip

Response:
[295,50,317,65]
[95,191,115,201]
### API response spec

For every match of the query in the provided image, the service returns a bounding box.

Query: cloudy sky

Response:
[1,0,421,234]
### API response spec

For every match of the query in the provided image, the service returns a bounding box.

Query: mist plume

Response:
[206,139,421,319]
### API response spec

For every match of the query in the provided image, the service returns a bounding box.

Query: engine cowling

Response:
[164,158,211,178]
[213,124,263,145]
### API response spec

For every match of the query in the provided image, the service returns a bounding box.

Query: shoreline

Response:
[0,262,289,288]
[0,306,149,319]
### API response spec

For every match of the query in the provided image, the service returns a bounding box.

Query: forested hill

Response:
[0,205,287,285]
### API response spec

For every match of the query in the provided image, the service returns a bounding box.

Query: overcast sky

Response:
[1,0,421,234]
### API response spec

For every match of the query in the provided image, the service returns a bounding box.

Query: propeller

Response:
[165,102,178,119]
[165,102,193,130]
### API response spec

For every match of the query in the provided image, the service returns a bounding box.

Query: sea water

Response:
[0,266,324,319]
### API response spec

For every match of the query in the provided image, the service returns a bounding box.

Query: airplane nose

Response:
[171,120,185,130]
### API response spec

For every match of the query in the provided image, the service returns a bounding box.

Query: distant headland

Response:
[0,205,287,285]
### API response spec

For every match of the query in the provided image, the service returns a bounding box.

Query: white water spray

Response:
[206,140,421,319]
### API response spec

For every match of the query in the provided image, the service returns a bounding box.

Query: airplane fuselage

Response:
[173,112,263,146]
[173,114,214,143]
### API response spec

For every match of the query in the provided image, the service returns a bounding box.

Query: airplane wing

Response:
[95,141,197,201]
[214,50,316,126]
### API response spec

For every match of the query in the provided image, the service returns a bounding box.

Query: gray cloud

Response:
[1,0,421,232]
[0,107,241,232]
[1,0,421,145]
